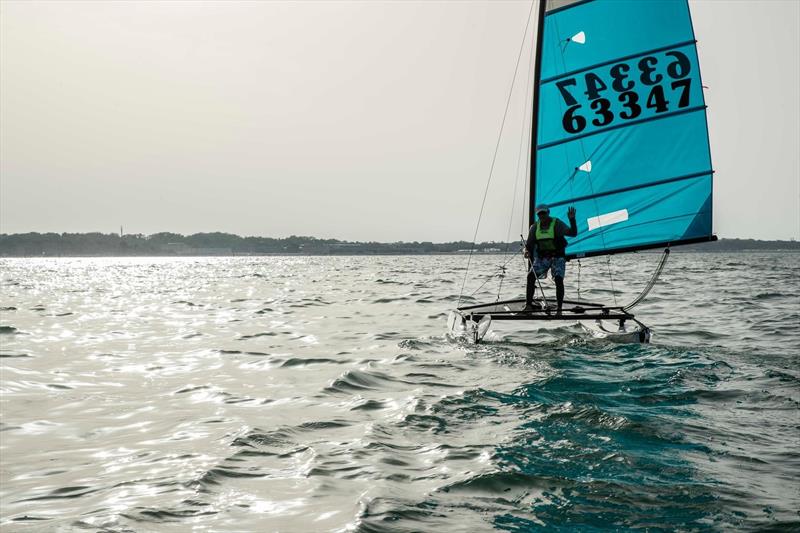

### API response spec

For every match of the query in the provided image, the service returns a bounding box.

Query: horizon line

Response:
[0,231,797,244]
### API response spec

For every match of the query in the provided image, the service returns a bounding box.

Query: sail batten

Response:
[545,170,714,210]
[531,0,714,258]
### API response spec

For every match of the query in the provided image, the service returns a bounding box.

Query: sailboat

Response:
[449,0,716,343]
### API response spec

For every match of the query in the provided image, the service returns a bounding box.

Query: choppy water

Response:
[1,253,798,532]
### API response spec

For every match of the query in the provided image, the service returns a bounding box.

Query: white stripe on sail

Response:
[587,209,629,231]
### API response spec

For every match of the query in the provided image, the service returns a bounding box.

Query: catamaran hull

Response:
[580,320,651,344]
[448,298,651,344]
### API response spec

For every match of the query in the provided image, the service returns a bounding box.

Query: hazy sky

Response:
[1,0,798,241]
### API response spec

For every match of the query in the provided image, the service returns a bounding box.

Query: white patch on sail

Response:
[570,31,586,44]
[587,209,628,231]
[578,160,592,173]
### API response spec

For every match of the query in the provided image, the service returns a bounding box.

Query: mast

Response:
[528,0,548,230]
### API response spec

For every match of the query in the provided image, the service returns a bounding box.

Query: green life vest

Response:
[535,219,558,253]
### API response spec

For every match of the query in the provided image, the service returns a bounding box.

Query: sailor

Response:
[523,204,578,315]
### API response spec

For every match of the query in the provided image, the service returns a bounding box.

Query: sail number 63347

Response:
[555,50,693,135]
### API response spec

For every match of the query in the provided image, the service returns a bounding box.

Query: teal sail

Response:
[532,0,715,258]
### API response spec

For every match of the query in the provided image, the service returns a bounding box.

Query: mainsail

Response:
[532,0,715,258]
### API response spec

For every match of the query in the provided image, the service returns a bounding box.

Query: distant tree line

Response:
[0,232,516,256]
[674,238,800,252]
[0,232,796,257]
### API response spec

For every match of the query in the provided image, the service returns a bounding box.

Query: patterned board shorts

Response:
[531,256,566,279]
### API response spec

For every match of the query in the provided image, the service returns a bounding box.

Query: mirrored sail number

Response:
[555,50,694,135]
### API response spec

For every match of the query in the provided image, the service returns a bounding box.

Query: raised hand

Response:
[568,206,576,219]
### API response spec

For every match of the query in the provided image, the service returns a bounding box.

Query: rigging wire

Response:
[623,248,670,311]
[470,261,511,299]
[497,23,537,302]
[457,0,536,308]
[473,239,529,300]
[552,15,618,305]
[605,255,618,306]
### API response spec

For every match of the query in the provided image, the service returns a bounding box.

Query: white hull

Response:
[448,310,651,344]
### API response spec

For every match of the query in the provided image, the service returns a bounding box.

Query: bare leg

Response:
[554,275,564,315]
[525,271,536,309]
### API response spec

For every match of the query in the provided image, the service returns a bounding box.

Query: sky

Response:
[1,0,798,242]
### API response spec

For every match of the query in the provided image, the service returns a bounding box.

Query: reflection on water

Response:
[0,254,798,531]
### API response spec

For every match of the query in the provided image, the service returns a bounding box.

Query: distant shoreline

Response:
[1,232,797,257]
[0,249,800,261]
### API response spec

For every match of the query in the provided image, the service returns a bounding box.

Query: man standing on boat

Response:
[523,204,578,316]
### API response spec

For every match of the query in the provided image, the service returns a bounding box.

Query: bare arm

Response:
[564,207,578,237]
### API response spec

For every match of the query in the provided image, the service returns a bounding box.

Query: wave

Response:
[325,369,406,394]
[237,332,277,340]
[372,297,411,304]
[119,503,217,523]
[0,352,29,358]
[279,357,347,367]
[15,485,101,503]
[217,349,269,356]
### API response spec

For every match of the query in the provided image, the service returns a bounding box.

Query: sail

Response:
[532,0,714,258]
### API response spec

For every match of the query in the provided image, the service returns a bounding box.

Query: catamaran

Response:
[449,0,716,343]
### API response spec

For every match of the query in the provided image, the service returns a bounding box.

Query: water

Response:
[1,253,798,532]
